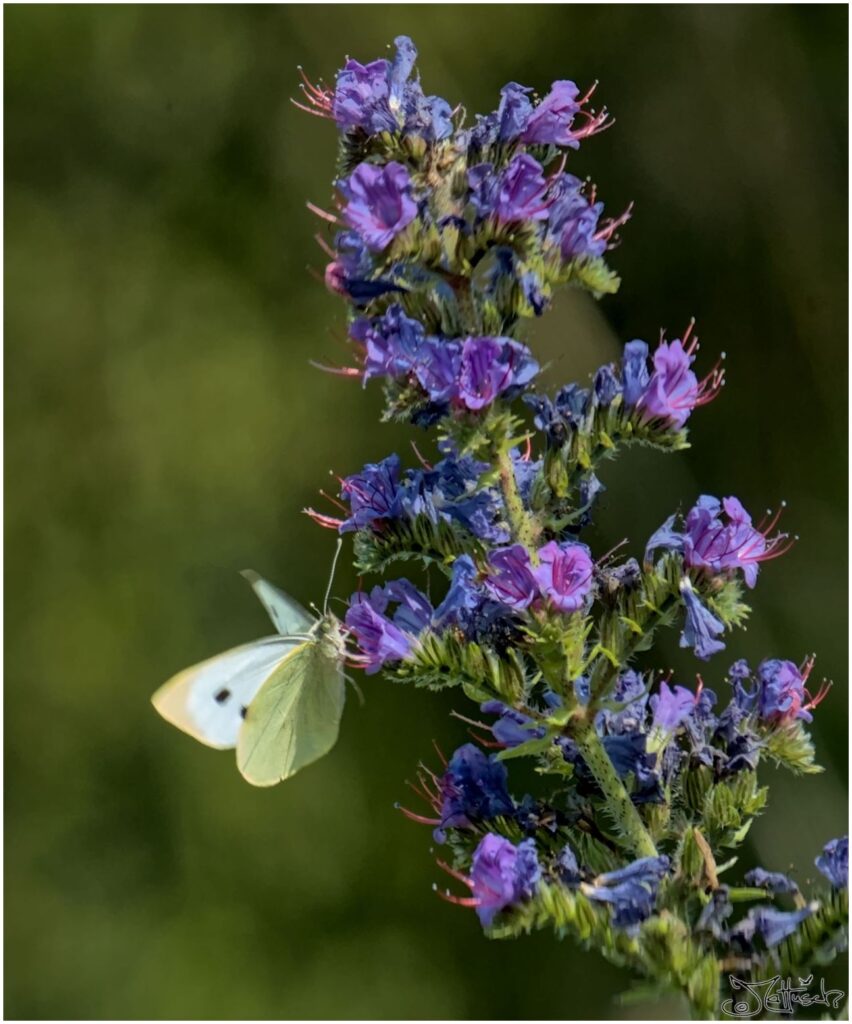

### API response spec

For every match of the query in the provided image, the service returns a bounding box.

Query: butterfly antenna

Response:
[323,537,344,615]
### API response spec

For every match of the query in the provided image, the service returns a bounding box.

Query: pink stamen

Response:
[436,890,480,908]
[306,201,340,225]
[396,804,440,826]
[308,360,362,377]
[314,233,336,258]
[304,507,344,529]
[803,679,832,712]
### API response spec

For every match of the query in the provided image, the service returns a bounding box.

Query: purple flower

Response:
[345,579,432,674]
[650,681,697,734]
[584,856,669,929]
[484,545,539,610]
[437,744,514,839]
[340,162,417,251]
[743,868,800,896]
[532,540,594,613]
[815,836,848,889]
[332,37,451,142]
[679,578,726,661]
[333,57,395,133]
[624,331,723,429]
[469,833,541,927]
[339,454,403,532]
[496,82,533,140]
[622,340,651,406]
[646,496,792,590]
[455,336,539,410]
[495,154,551,223]
[636,340,700,430]
[521,80,582,146]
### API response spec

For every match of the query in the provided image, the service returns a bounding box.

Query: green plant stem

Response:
[495,446,539,550]
[574,720,659,859]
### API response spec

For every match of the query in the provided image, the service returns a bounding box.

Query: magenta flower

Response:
[647,495,793,590]
[340,162,417,250]
[532,540,594,613]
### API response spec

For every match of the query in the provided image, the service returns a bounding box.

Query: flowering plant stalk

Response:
[296,38,847,1018]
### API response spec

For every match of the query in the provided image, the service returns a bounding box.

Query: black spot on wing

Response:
[240,706,248,719]
[214,688,231,704]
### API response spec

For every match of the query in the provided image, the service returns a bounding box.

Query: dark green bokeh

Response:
[5,5,847,1019]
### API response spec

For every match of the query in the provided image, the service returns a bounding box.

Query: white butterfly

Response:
[152,569,347,786]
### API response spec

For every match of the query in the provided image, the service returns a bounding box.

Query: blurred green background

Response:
[5,5,848,1019]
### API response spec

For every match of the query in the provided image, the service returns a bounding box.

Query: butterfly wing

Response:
[241,570,315,637]
[236,640,346,786]
[152,637,299,749]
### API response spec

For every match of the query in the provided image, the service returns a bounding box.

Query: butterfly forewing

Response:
[236,636,346,786]
[241,570,315,637]
[152,636,300,749]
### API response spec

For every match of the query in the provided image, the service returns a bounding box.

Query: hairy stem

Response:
[574,720,659,859]
[496,447,539,550]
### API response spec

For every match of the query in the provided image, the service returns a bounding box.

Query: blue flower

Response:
[339,454,403,532]
[436,744,514,840]
[743,868,800,896]
[679,578,726,661]
[352,304,427,383]
[496,82,534,140]
[815,836,848,889]
[480,700,546,749]
[601,733,663,804]
[622,340,651,406]
[729,905,814,949]
[584,856,669,929]
[433,555,483,630]
[557,843,583,886]
[469,834,541,927]
[756,658,811,723]
[547,175,606,261]
[340,162,418,251]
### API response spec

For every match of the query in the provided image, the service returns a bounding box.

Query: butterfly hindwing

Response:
[152,636,299,750]
[236,635,346,786]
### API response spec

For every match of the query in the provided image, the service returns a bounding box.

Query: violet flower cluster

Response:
[297,37,846,1017]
